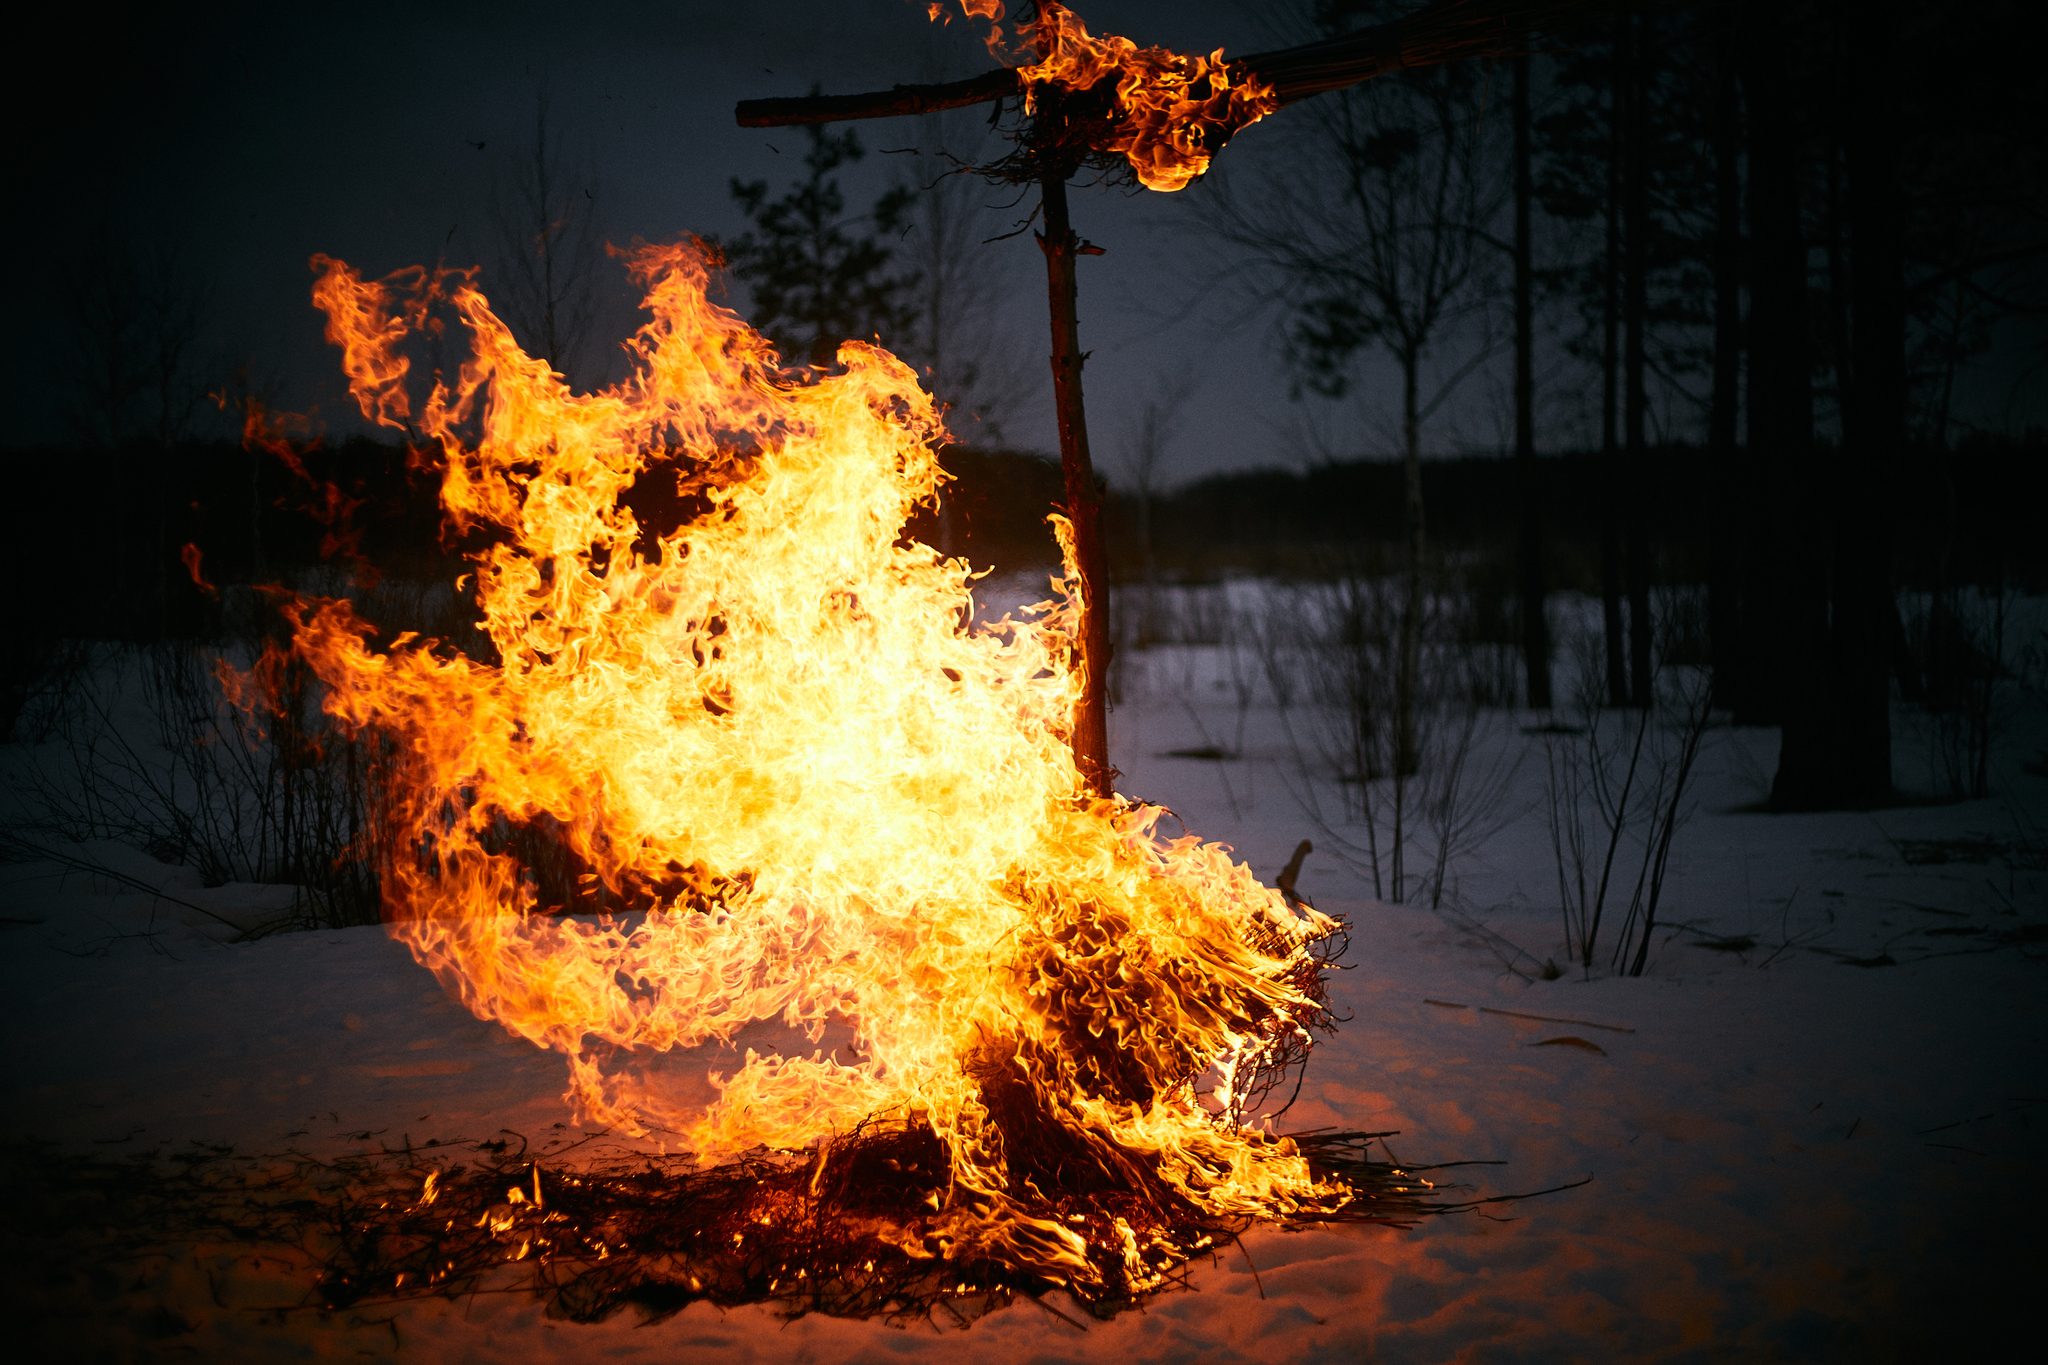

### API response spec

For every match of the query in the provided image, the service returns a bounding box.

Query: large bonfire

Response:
[270,239,1364,1306]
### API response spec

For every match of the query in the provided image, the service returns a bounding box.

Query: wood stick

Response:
[1276,839,1314,905]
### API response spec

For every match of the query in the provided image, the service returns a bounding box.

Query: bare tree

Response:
[60,221,213,449]
[1202,23,1503,776]
[1545,625,1714,976]
[484,83,608,389]
[896,107,1038,444]
[1113,372,1198,650]
[1511,53,1552,711]
[58,220,218,637]
[1705,7,1744,713]
[1280,566,1523,908]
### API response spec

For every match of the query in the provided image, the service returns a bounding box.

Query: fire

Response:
[279,240,1344,1286]
[946,1,1278,192]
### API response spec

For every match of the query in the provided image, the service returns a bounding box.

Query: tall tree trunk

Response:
[1824,148,1852,422]
[1039,170,1113,799]
[1837,0,1901,802]
[1731,9,1778,728]
[1513,54,1550,710]
[1600,17,1628,709]
[1623,12,1654,711]
[1396,347,1424,778]
[1707,10,1744,712]
[1745,7,1825,803]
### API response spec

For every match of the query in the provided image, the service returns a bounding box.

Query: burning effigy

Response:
[253,239,1398,1315]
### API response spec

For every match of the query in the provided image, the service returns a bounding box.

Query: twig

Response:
[1232,1234,1266,1300]
[1433,1174,1595,1211]
[1023,1293,1088,1331]
[1476,1006,1635,1034]
[0,832,253,937]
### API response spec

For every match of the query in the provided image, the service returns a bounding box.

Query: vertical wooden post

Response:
[1038,168,1113,799]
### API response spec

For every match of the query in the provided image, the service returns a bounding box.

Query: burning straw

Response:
[6,1121,1489,1329]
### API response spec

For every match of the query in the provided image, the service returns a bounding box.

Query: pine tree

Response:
[726,123,918,368]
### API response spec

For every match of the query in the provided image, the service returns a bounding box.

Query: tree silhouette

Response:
[485,83,608,389]
[726,122,917,368]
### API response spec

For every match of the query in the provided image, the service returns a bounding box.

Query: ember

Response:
[259,240,1380,1304]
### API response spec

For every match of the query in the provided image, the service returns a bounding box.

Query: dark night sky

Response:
[7,0,2041,483]
[10,0,1325,482]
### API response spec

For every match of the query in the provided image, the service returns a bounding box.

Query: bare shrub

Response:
[1902,582,2023,800]
[3,575,485,934]
[3,636,94,746]
[6,638,382,932]
[1278,566,1523,908]
[1542,624,1714,977]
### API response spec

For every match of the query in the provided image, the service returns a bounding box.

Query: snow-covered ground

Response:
[4,604,2044,1361]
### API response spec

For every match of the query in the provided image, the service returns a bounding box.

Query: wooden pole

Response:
[1037,166,1113,799]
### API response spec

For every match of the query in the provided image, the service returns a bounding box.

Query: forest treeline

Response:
[0,437,1081,654]
[4,429,2038,648]
[1106,436,2047,593]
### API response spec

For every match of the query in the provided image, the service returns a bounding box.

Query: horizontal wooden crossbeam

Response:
[733,26,1408,129]
[733,0,1599,129]
[736,68,1025,128]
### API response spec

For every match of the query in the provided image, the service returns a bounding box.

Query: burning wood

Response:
[250,240,1377,1306]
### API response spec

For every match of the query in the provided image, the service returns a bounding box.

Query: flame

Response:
[942,1,1278,192]
[281,240,1343,1282]
[180,542,218,599]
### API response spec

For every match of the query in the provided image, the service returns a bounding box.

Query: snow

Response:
[4,617,2044,1361]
